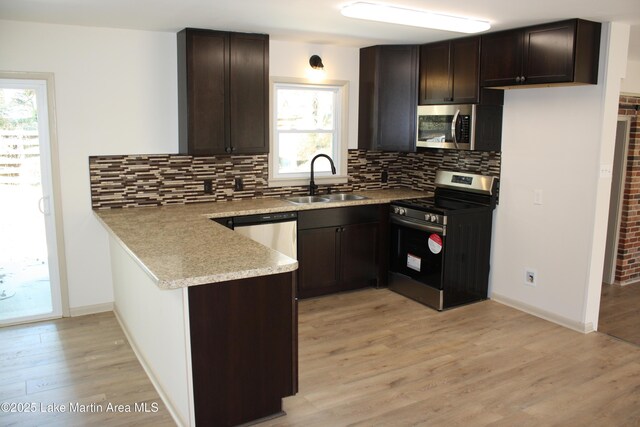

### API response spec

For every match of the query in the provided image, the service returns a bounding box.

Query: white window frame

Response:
[269,77,349,187]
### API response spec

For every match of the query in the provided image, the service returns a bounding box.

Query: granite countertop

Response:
[94,188,428,290]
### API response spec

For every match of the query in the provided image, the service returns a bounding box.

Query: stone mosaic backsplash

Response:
[89,149,501,209]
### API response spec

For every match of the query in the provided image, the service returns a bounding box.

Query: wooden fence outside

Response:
[0,131,40,186]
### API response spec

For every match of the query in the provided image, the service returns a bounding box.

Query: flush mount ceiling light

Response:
[340,2,491,34]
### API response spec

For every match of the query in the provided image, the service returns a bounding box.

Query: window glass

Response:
[278,133,333,174]
[276,89,334,131]
[271,81,344,181]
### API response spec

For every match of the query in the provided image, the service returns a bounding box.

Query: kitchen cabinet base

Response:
[188,272,297,427]
[297,205,388,299]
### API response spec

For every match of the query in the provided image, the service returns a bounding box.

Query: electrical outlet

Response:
[381,170,388,183]
[234,177,244,191]
[524,269,537,287]
[203,179,213,194]
[600,164,613,178]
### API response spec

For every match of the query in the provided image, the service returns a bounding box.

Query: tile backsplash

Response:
[89,149,501,209]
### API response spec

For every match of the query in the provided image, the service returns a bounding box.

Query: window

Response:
[269,78,348,186]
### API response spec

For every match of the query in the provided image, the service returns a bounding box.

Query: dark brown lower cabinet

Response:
[297,226,340,296]
[339,222,378,286]
[188,271,297,427]
[297,205,387,299]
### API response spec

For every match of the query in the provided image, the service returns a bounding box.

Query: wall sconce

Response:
[309,55,324,70]
[307,55,326,82]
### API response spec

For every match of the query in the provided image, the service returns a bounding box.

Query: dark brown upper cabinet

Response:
[358,45,418,152]
[480,19,601,88]
[178,28,269,156]
[419,37,481,104]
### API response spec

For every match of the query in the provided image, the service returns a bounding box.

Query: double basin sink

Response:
[285,193,368,205]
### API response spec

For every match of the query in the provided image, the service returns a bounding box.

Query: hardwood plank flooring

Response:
[2,289,640,426]
[263,289,640,426]
[0,311,174,426]
[599,281,640,346]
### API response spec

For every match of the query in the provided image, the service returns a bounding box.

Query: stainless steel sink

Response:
[285,195,330,204]
[320,193,369,202]
[284,193,369,204]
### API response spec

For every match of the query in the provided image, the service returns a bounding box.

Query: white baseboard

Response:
[618,279,640,287]
[491,293,595,334]
[68,302,113,317]
[113,306,187,427]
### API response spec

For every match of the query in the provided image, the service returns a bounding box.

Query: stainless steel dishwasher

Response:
[228,212,297,259]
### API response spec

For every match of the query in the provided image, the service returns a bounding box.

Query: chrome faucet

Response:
[309,154,336,196]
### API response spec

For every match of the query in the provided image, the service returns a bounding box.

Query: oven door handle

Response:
[391,215,446,236]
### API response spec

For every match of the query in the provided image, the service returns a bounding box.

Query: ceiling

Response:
[1,0,639,59]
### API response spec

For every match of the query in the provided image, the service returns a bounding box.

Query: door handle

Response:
[38,196,50,215]
[391,215,446,235]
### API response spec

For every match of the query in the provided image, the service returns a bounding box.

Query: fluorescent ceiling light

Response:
[340,2,491,34]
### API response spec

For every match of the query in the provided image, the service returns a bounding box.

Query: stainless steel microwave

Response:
[417,104,476,150]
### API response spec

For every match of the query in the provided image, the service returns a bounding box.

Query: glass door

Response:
[0,79,62,325]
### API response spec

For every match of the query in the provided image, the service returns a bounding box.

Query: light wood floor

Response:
[599,281,640,346]
[265,289,640,427]
[2,290,640,426]
[0,311,174,426]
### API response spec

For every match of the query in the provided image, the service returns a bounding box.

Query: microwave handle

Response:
[451,109,460,149]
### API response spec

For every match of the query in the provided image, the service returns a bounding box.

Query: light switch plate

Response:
[533,189,543,205]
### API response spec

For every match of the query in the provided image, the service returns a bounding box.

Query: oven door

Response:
[389,215,445,289]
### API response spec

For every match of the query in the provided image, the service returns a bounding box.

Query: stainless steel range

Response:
[389,170,498,310]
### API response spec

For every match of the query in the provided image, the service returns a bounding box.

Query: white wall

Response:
[0,20,179,311]
[269,40,360,149]
[621,59,640,94]
[110,235,192,426]
[489,23,630,332]
[583,23,630,330]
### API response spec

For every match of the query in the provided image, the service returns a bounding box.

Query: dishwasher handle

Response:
[231,211,297,227]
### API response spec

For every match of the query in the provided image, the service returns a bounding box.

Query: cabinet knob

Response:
[515,76,521,83]
[521,76,526,83]
[225,147,231,153]
[230,146,236,152]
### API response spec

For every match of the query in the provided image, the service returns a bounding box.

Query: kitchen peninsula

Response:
[94,188,424,427]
